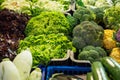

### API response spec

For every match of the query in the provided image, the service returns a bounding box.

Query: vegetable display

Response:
[72,21,104,49]
[1,0,120,79]
[18,33,76,66]
[78,46,107,62]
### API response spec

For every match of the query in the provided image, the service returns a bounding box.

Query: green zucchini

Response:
[92,61,110,80]
[101,57,120,80]
[86,72,94,80]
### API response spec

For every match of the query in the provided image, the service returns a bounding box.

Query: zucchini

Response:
[101,57,120,80]
[86,72,94,80]
[92,61,110,80]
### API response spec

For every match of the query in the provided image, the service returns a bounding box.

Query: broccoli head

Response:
[73,6,96,24]
[89,6,110,25]
[72,21,104,49]
[78,45,107,62]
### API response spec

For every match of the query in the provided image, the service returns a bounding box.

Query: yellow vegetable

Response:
[110,47,120,64]
[103,29,116,49]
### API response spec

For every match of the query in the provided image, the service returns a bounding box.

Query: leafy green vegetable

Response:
[72,21,104,49]
[81,0,113,7]
[103,6,120,30]
[0,0,4,5]
[25,11,71,36]
[18,33,76,66]
[94,0,113,8]
[1,0,65,16]
[21,1,46,17]
[78,46,107,62]
[50,0,70,10]
[1,0,30,13]
[36,0,65,12]
[81,0,96,6]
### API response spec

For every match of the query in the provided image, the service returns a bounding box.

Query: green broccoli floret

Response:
[82,45,96,51]
[89,6,110,25]
[25,11,70,36]
[95,47,107,57]
[72,21,104,49]
[78,51,90,60]
[66,14,78,28]
[66,14,78,37]
[73,6,96,24]
[72,37,86,49]
[103,6,120,30]
[78,46,107,62]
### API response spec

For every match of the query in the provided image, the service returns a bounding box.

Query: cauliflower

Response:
[1,0,30,13]
[38,0,64,12]
[72,21,104,49]
[110,47,120,64]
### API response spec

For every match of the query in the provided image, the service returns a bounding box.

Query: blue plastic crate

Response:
[46,66,91,80]
[38,65,46,80]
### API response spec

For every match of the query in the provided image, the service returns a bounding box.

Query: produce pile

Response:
[1,0,120,76]
[0,49,42,80]
[70,0,120,64]
[0,0,77,67]
[0,8,30,62]
[86,57,120,80]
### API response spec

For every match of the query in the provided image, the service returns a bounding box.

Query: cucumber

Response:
[92,61,110,80]
[86,72,94,80]
[101,57,120,80]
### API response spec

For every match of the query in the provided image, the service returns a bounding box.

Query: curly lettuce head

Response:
[103,6,120,30]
